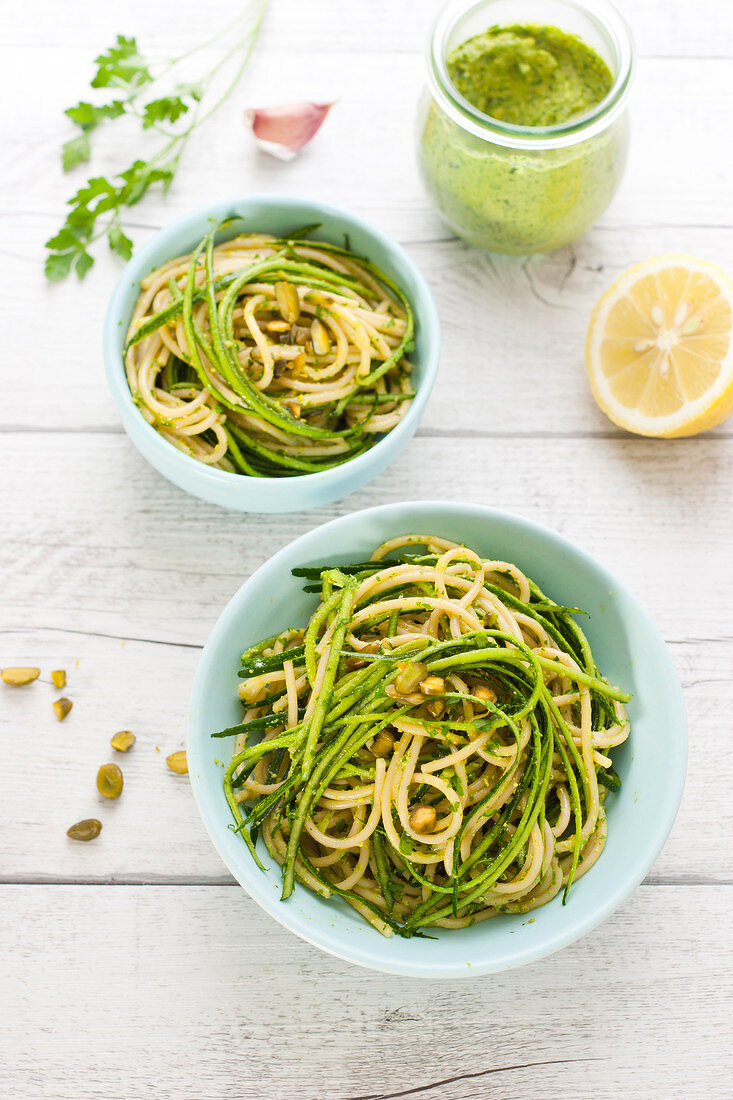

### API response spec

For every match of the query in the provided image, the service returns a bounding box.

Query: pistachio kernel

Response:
[409,805,437,834]
[291,323,310,345]
[385,683,424,706]
[473,684,496,704]
[167,750,188,774]
[111,730,136,753]
[66,818,102,842]
[1,667,40,686]
[275,280,301,324]
[420,675,445,696]
[371,730,395,758]
[310,318,331,356]
[53,697,73,721]
[291,351,307,377]
[394,661,427,695]
[97,762,124,799]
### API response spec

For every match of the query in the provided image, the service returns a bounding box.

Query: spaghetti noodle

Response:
[124,229,415,475]
[214,534,631,937]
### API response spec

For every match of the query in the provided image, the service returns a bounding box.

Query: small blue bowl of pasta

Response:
[103,196,440,512]
[187,502,687,977]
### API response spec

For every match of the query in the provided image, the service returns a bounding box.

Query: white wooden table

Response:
[2,1,732,1095]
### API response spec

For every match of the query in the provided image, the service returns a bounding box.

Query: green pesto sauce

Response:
[447,24,613,127]
[417,23,628,253]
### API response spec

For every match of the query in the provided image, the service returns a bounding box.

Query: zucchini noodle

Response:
[213,535,631,937]
[124,227,416,476]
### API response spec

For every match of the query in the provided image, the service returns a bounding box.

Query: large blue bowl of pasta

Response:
[187,501,686,976]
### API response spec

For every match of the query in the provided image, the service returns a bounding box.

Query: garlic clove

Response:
[245,102,333,161]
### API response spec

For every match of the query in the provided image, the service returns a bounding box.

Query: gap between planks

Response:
[2,622,731,653]
[1,625,730,648]
[1,877,730,887]
[4,211,733,233]
[1,424,732,441]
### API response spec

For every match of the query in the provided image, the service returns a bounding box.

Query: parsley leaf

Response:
[119,160,175,204]
[141,95,191,129]
[65,100,126,131]
[91,35,151,90]
[108,225,134,260]
[45,227,86,252]
[62,133,91,172]
[45,252,75,281]
[74,251,95,278]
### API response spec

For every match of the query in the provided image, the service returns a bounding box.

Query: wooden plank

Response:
[0,627,728,884]
[4,52,733,233]
[0,884,730,1098]
[4,222,733,437]
[3,0,732,58]
[2,432,731,644]
[1,435,730,883]
[2,0,731,1090]
[4,11,733,437]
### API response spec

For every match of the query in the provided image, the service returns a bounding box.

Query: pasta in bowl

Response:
[216,534,630,936]
[103,197,440,511]
[124,232,415,476]
[188,502,686,976]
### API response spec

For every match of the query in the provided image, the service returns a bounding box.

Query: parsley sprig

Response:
[46,3,268,281]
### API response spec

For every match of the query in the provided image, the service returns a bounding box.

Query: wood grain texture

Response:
[4,0,733,56]
[0,628,728,885]
[1,884,731,1099]
[1,0,732,1094]
[4,226,733,437]
[2,433,731,644]
[3,0,733,439]
[1,432,731,884]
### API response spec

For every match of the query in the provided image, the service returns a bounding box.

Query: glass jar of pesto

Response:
[417,0,634,253]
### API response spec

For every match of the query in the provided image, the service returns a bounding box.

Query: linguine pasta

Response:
[214,535,631,937]
[123,228,415,476]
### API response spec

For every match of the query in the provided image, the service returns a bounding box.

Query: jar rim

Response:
[427,0,635,150]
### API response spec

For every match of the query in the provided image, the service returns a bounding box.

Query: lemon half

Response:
[585,254,733,437]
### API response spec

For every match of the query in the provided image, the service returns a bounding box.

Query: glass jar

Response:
[417,0,635,253]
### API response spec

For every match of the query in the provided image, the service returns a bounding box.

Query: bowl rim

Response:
[187,500,688,977]
[102,194,441,494]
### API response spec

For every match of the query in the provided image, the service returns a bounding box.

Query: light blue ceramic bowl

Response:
[103,197,440,512]
[188,501,687,977]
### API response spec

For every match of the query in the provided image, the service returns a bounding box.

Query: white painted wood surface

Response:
[1,0,731,1095]
[2,885,732,1099]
